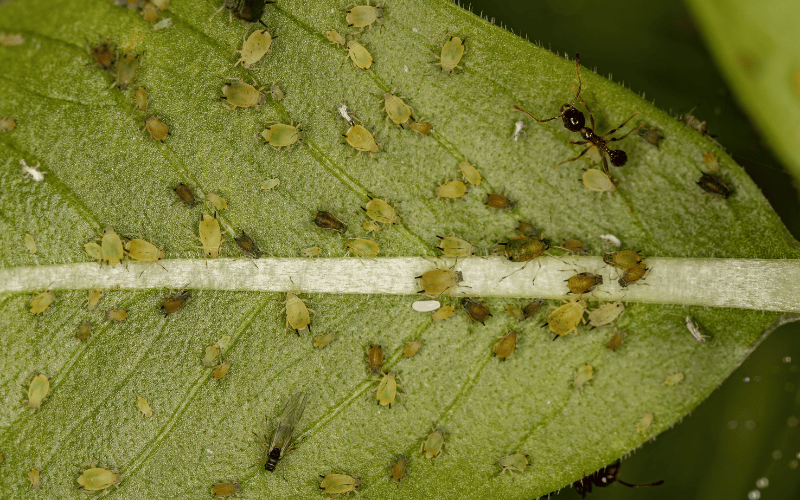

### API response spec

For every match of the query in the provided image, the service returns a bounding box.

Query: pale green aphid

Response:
[202,344,221,366]
[27,373,50,408]
[345,124,379,154]
[390,454,408,482]
[435,180,466,199]
[587,301,625,328]
[261,178,280,190]
[101,226,124,267]
[498,453,529,475]
[261,120,303,150]
[382,91,411,125]
[346,40,373,70]
[111,53,139,90]
[77,467,120,491]
[124,238,165,262]
[29,290,55,314]
[421,427,445,459]
[636,413,654,433]
[313,331,336,348]
[459,161,481,185]
[206,192,228,210]
[281,292,311,334]
[362,221,380,233]
[435,235,472,258]
[269,83,284,101]
[301,246,322,258]
[221,79,266,111]
[24,233,37,253]
[105,309,128,322]
[198,212,222,258]
[134,87,148,110]
[346,1,383,30]
[319,473,360,495]
[235,28,275,69]
[325,29,346,47]
[137,396,153,417]
[582,168,617,194]
[664,372,685,386]
[375,371,399,406]
[364,197,399,224]
[573,364,594,389]
[347,238,380,257]
[546,298,587,338]
[87,289,102,311]
[437,36,465,74]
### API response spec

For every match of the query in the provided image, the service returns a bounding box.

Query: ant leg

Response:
[553,146,591,169]
[579,97,596,130]
[570,53,583,107]
[513,105,560,124]
[603,112,641,139]
[568,140,589,146]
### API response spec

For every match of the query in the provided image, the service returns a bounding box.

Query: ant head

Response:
[559,105,585,132]
[609,149,628,167]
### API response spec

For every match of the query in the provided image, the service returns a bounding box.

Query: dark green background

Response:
[462,0,800,499]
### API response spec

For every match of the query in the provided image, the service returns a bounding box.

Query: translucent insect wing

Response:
[268,392,308,460]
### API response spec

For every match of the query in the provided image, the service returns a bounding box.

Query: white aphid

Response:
[20,159,46,182]
[153,18,172,30]
[598,234,621,247]
[512,120,526,141]
[684,316,708,343]
[336,103,355,126]
[412,300,441,313]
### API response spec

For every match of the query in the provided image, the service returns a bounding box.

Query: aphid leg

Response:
[512,105,560,124]
[499,261,529,282]
[553,145,592,169]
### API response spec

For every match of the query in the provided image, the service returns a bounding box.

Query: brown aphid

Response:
[566,272,603,295]
[162,290,191,315]
[637,124,663,147]
[314,211,347,233]
[174,183,198,207]
[134,87,148,110]
[91,39,116,71]
[562,239,588,254]
[234,231,262,258]
[516,221,538,237]
[403,339,423,358]
[486,193,515,210]
[144,115,168,141]
[505,304,524,321]
[697,173,731,198]
[431,304,455,322]
[501,237,549,262]
[618,262,648,287]
[211,481,240,498]
[410,120,432,135]
[494,330,517,360]
[75,321,93,341]
[105,309,128,322]
[417,267,463,297]
[523,299,546,318]
[390,454,408,483]
[461,297,491,325]
[213,359,231,380]
[142,2,160,21]
[603,250,642,270]
[607,330,627,351]
[367,343,384,374]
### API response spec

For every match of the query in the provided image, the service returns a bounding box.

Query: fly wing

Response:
[268,392,308,456]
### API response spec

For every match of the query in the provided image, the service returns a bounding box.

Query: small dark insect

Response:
[162,290,191,315]
[486,193,515,210]
[696,173,731,198]
[513,53,586,133]
[523,299,546,318]
[235,231,262,258]
[461,297,491,325]
[573,459,664,498]
[637,124,663,147]
[174,183,197,207]
[223,0,276,23]
[681,106,723,148]
[264,392,307,472]
[91,40,116,71]
[314,211,347,233]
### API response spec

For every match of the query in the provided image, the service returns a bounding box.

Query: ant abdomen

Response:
[609,149,627,167]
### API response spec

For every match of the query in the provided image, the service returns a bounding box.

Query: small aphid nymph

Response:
[77,467,120,491]
[112,53,140,90]
[325,29,346,47]
[264,392,308,472]
[382,91,412,125]
[684,316,708,343]
[315,211,347,233]
[421,427,445,459]
[346,40,373,70]
[198,212,222,258]
[390,454,408,482]
[235,27,275,68]
[603,250,642,270]
[105,309,128,322]
[523,299,546,318]
[375,371,400,406]
[364,197,399,225]
[436,236,473,257]
[213,359,231,380]
[435,180,467,199]
[221,79,266,111]
[235,231,262,258]
[697,173,731,198]
[90,39,115,71]
[20,159,46,182]
[562,239,588,254]
[346,0,383,30]
[301,246,322,258]
[347,238,380,257]
[174,183,197,207]
[664,372,685,386]
[100,226,124,267]
[29,468,40,489]
[573,364,594,388]
[27,373,50,408]
[410,120,432,135]
[459,161,481,185]
[607,330,627,351]
[417,267,463,297]
[206,193,228,211]
[319,473,360,495]
[124,238,165,262]
[437,36,465,74]
[313,331,336,348]
[638,124,663,146]
[134,87,148,110]
[582,168,617,194]
[137,396,153,417]
[75,321,93,341]
[618,262,648,287]
[282,293,312,334]
[462,297,492,325]
[499,453,529,475]
[345,123,379,153]
[403,338,423,358]
[545,298,587,339]
[486,193,515,210]
[587,301,625,328]
[432,304,455,322]
[367,343,384,374]
[0,116,17,132]
[211,482,241,498]
[162,290,191,315]
[637,413,654,433]
[566,272,603,295]
[494,330,518,360]
[29,290,55,314]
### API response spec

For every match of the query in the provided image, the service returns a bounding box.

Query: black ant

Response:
[514,54,640,175]
[572,459,665,498]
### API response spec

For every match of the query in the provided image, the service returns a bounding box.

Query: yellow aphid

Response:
[587,301,625,328]
[221,80,266,111]
[144,115,168,141]
[417,268,463,297]
[87,289,102,311]
[562,239,588,254]
[546,298,587,338]
[313,331,336,348]
[436,236,473,257]
[345,124,379,154]
[235,28,275,69]
[362,221,380,233]
[664,373,685,386]
[435,180,466,199]
[152,0,169,9]
[77,467,120,491]
[498,453,529,475]
[112,53,140,90]
[493,330,517,360]
[573,364,594,388]
[459,161,481,185]
[203,344,221,366]
[301,246,322,258]
[325,29,346,47]
[431,304,455,322]
[75,321,93,341]
[30,468,40,489]
[27,373,50,408]
[24,233,37,253]
[101,226,124,267]
[437,36,465,73]
[390,454,408,483]
[505,304,524,320]
[198,212,222,258]
[29,290,55,314]
[142,2,159,22]
[137,396,153,417]
[636,413,654,433]
[261,120,303,150]
[410,120,432,135]
[364,197,399,224]
[319,473,360,495]
[213,359,231,380]
[403,338,423,358]
[346,40,373,70]
[346,1,383,30]
[347,238,380,257]
[421,427,445,459]
[211,482,240,498]
[124,238,165,262]
[134,87,148,110]
[375,371,399,406]
[261,178,280,190]
[566,272,603,295]
[282,293,311,334]
[582,168,617,194]
[382,92,411,125]
[206,193,228,210]
[105,309,128,322]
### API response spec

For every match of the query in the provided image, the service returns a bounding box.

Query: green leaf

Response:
[1,0,798,498]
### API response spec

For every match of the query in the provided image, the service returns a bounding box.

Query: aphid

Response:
[235,26,275,68]
[436,236,473,257]
[336,103,355,125]
[681,106,722,147]
[435,180,467,199]
[367,343,384,374]
[364,197,399,224]
[486,193,515,210]
[0,33,24,46]
[30,468,40,489]
[390,454,408,483]
[461,297,492,325]
[264,392,308,472]
[375,371,399,406]
[282,292,311,334]
[0,116,16,132]
[23,234,37,253]
[29,290,55,314]
[269,82,284,101]
[86,289,103,311]
[198,212,222,258]
[417,267,463,297]
[421,427,445,459]
[77,467,121,491]
[157,290,188,317]
[523,299,546,318]
[500,236,549,263]
[382,91,412,125]
[203,344,221,366]
[153,18,173,30]
[346,40,373,70]
[362,221,380,233]
[431,304,455,322]
[112,53,140,90]
[346,0,383,30]
[664,372,685,386]
[137,396,153,417]
[505,304,525,320]
[494,330,518,360]
[134,87,148,110]
[637,124,663,146]
[221,79,266,111]
[301,246,322,258]
[684,316,708,343]
[234,231,262,258]
[582,168,617,194]
[587,301,625,328]
[75,321,93,341]
[697,173,731,198]
[261,120,303,150]
[124,238,165,262]
[545,298,587,339]
[213,359,231,380]
[437,36,465,73]
[606,330,626,351]
[573,459,664,498]
[573,364,594,388]
[603,250,642,271]
[498,453,529,475]
[459,161,481,185]
[27,374,50,408]
[325,29,346,47]
[410,120,432,135]
[313,331,336,348]
[703,151,720,172]
[512,120,526,141]
[142,2,160,21]
[618,262,648,287]
[598,233,621,247]
[315,211,347,233]
[636,413,653,433]
[95,227,124,268]
[412,300,440,313]
[514,221,537,238]
[211,482,240,498]
[347,238,380,257]
[174,183,198,207]
[345,123,379,154]
[90,40,115,71]
[403,339,423,358]
[261,178,280,190]
[319,473,360,495]
[566,272,603,295]
[206,193,228,211]
[105,309,128,321]
[20,159,46,182]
